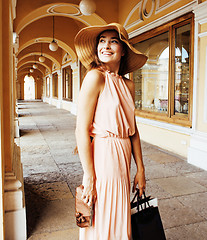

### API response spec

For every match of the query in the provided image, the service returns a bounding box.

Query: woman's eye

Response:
[99,39,105,43]
[111,40,118,44]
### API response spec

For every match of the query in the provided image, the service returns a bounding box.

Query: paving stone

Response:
[154,176,207,196]
[158,198,205,229]
[145,164,178,180]
[23,157,59,175]
[28,227,79,240]
[27,182,73,200]
[163,161,203,175]
[176,192,207,220]
[24,172,65,184]
[165,221,207,240]
[185,171,207,188]
[30,198,76,235]
[147,151,182,164]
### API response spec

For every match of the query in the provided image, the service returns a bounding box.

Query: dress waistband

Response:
[91,132,129,140]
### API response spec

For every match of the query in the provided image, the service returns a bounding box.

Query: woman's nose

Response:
[103,41,110,49]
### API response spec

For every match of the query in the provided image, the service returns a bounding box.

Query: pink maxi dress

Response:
[79,70,135,240]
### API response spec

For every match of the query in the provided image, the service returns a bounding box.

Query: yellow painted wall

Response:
[197,35,207,133]
[0,0,5,237]
[137,122,190,157]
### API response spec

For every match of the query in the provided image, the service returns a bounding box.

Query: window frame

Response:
[62,66,73,101]
[52,72,58,98]
[130,13,194,127]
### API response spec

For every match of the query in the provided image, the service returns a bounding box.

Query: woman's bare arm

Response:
[125,78,146,196]
[75,69,104,205]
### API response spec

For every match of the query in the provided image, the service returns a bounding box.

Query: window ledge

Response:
[136,116,193,135]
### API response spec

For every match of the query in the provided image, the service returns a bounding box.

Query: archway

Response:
[24,75,35,100]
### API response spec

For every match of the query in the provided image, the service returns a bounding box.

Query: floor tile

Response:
[147,152,181,164]
[158,198,205,229]
[28,228,79,240]
[154,176,207,196]
[165,221,207,240]
[176,192,207,220]
[30,198,76,235]
[28,182,73,200]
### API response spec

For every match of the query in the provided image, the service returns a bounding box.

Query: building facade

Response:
[1,0,207,239]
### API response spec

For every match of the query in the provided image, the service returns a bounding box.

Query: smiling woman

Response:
[74,23,147,240]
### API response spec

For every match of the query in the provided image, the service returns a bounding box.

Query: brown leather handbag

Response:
[75,185,94,227]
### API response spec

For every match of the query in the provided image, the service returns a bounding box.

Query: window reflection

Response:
[133,32,169,113]
[174,24,190,115]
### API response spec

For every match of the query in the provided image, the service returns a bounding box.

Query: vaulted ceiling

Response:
[14,0,119,80]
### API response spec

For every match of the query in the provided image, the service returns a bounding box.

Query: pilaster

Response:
[188,1,207,170]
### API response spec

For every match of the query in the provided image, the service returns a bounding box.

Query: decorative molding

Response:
[155,0,181,13]
[198,32,207,38]
[129,1,197,38]
[47,4,81,16]
[193,0,207,22]
[143,0,155,18]
[62,53,72,65]
[124,2,143,29]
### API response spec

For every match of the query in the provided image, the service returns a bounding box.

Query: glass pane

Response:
[174,23,190,115]
[133,32,169,113]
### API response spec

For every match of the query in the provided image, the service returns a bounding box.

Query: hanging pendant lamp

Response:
[39,43,45,62]
[79,0,96,15]
[33,56,38,69]
[49,16,58,51]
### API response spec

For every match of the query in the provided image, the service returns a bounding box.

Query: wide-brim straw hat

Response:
[74,23,148,75]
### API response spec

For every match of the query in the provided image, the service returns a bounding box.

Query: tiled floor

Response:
[18,100,207,240]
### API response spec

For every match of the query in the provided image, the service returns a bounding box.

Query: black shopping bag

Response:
[131,190,166,240]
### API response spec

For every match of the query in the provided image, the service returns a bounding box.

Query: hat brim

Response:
[74,23,147,75]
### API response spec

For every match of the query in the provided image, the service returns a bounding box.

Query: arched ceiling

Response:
[14,0,119,81]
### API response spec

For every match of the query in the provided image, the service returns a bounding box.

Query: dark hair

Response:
[89,30,128,76]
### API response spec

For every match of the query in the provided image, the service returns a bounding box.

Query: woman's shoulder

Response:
[85,69,105,83]
[81,68,105,93]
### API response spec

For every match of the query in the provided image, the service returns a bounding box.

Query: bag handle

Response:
[131,188,151,211]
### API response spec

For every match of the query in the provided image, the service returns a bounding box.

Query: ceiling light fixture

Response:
[33,56,38,69]
[49,16,58,51]
[39,42,46,62]
[79,0,96,15]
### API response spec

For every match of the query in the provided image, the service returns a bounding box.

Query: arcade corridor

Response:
[18,101,207,240]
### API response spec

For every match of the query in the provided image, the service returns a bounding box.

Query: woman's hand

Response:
[132,169,146,197]
[82,174,97,206]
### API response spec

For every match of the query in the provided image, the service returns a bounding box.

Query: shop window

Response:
[52,73,58,98]
[46,76,50,97]
[131,13,193,127]
[63,66,72,101]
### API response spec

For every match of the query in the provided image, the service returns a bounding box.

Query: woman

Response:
[75,23,147,240]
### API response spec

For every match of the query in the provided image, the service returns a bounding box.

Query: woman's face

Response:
[97,30,125,69]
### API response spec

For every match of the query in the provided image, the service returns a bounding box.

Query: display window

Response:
[52,73,58,98]
[131,13,194,127]
[63,66,72,101]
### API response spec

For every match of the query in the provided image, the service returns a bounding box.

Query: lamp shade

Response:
[79,0,96,15]
[30,68,34,73]
[49,40,58,51]
[33,63,38,69]
[39,55,45,62]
